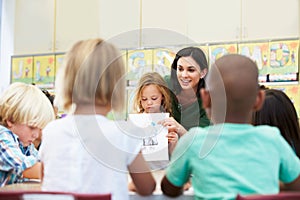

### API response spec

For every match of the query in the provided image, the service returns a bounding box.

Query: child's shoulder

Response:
[252,124,281,136]
[177,126,207,145]
[0,125,18,142]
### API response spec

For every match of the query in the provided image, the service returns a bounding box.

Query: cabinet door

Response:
[99,0,140,49]
[187,0,241,43]
[56,0,99,52]
[14,0,54,54]
[141,0,190,47]
[242,0,299,40]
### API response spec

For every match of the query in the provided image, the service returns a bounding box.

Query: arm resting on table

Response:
[280,175,300,191]
[161,175,183,197]
[22,162,42,180]
[128,152,156,196]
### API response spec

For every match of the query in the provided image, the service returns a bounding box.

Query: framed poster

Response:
[33,55,55,88]
[266,39,299,82]
[11,56,33,84]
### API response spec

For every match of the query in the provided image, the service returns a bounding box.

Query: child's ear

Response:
[6,120,13,128]
[201,88,211,109]
[253,89,265,111]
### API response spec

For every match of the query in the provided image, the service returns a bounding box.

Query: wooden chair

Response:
[0,191,111,200]
[236,192,300,200]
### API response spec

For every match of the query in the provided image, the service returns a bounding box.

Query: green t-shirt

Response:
[166,123,300,200]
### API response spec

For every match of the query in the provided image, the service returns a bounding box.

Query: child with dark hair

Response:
[253,88,300,158]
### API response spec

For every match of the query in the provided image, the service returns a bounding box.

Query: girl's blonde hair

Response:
[133,72,172,114]
[0,82,55,129]
[55,38,126,112]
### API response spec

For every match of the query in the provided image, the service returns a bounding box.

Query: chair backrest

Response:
[0,191,111,200]
[236,192,300,200]
[73,193,111,200]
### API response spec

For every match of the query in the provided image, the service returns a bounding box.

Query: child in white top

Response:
[39,38,156,200]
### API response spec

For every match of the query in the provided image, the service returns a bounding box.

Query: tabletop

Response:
[0,171,194,200]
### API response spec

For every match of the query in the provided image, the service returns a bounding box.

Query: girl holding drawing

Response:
[133,72,178,153]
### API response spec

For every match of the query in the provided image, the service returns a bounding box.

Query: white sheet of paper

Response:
[128,113,169,161]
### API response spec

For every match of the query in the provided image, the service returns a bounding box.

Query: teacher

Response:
[163,47,210,136]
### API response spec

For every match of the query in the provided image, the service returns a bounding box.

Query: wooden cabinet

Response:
[14,0,54,54]
[14,0,100,54]
[98,0,140,49]
[12,0,300,53]
[141,0,190,47]
[241,0,299,41]
[187,0,299,43]
[55,0,99,52]
[187,0,241,43]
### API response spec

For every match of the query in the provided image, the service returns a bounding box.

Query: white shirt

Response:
[39,115,142,200]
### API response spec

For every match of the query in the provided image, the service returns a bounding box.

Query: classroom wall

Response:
[0,0,300,94]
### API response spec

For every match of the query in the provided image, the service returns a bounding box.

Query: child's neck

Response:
[213,113,252,124]
[74,104,111,116]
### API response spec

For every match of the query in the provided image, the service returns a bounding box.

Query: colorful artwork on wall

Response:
[11,56,33,84]
[208,43,238,65]
[238,42,270,82]
[10,38,300,118]
[127,49,153,86]
[33,55,55,88]
[55,53,65,77]
[264,40,298,82]
[152,48,176,77]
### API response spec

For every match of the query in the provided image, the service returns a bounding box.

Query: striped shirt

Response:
[0,125,38,185]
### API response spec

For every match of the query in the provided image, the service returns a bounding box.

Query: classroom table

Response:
[0,171,194,200]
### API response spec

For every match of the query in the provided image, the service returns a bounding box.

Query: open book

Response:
[128,113,169,162]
